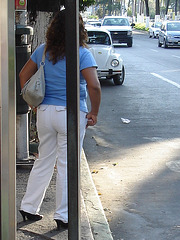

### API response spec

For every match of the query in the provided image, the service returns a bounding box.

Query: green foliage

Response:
[28,0,96,21]
[61,0,96,11]
[127,8,132,16]
[96,7,104,18]
[79,0,96,11]
[160,6,166,15]
[88,15,99,19]
[134,23,149,31]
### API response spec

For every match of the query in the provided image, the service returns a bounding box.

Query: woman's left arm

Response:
[19,59,38,89]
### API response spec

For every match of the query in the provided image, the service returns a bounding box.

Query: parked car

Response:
[86,27,125,85]
[149,22,161,38]
[87,20,101,27]
[101,16,134,47]
[158,21,180,48]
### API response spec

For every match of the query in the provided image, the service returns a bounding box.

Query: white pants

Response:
[20,105,87,223]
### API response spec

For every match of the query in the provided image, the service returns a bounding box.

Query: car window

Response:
[167,22,180,31]
[87,21,101,27]
[87,31,111,45]
[102,18,130,26]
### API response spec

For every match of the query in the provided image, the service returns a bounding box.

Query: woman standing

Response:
[19,10,101,229]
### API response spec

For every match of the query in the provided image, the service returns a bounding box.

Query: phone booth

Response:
[1,0,80,239]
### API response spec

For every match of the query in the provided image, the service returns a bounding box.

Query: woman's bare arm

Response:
[81,67,101,126]
[19,59,38,89]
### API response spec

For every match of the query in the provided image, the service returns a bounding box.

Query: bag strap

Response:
[41,47,46,64]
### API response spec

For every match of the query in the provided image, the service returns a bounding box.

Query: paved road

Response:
[84,30,180,240]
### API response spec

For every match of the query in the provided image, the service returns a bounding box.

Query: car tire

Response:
[127,40,132,47]
[149,32,152,38]
[158,39,162,47]
[113,66,125,85]
[164,39,168,48]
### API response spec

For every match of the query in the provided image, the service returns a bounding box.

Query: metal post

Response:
[65,1,80,239]
[0,0,16,239]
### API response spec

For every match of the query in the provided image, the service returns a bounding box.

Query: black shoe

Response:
[54,219,68,229]
[19,210,43,221]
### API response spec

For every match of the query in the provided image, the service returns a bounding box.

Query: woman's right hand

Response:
[86,112,98,127]
[81,67,101,127]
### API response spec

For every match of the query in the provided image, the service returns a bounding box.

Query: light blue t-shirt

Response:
[30,44,97,112]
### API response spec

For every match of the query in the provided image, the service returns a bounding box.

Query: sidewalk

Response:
[16,151,113,240]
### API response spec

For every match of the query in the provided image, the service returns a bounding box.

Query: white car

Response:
[149,22,161,38]
[86,27,125,85]
[101,16,134,47]
[87,20,101,27]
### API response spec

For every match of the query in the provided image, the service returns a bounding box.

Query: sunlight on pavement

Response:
[90,137,180,201]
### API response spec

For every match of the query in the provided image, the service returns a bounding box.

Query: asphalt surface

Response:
[84,30,180,240]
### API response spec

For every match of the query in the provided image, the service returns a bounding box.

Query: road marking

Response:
[151,72,180,88]
[161,69,180,73]
[150,49,158,52]
[172,55,180,59]
[143,137,164,142]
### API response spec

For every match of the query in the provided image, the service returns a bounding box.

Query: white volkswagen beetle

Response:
[86,27,125,85]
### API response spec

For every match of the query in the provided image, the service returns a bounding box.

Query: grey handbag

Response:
[21,49,46,107]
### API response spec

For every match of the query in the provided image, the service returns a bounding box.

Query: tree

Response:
[96,0,112,17]
[165,0,171,14]
[28,0,95,20]
[165,0,180,17]
[144,0,149,16]
[96,0,106,17]
[155,0,160,15]
[28,0,96,50]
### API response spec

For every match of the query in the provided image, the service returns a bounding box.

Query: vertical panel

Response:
[0,2,1,236]
[0,0,16,238]
[65,1,80,240]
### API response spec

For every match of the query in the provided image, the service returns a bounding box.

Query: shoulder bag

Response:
[21,49,46,107]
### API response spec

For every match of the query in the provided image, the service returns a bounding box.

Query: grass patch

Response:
[134,23,149,31]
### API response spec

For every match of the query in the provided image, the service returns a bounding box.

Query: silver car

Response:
[158,21,180,48]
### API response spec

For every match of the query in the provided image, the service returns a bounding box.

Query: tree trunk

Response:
[165,0,170,14]
[131,0,135,22]
[144,0,149,16]
[29,11,53,51]
[134,0,137,17]
[175,0,178,16]
[156,0,160,15]
[108,0,112,15]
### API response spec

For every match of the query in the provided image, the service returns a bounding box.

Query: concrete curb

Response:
[81,151,114,240]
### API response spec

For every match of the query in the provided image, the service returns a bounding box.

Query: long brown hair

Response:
[45,10,88,64]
